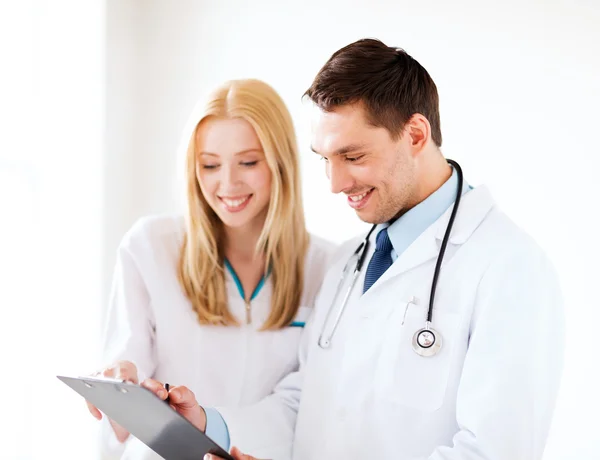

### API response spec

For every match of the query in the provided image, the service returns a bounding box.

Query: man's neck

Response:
[411,155,452,209]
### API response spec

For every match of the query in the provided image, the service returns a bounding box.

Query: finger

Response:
[86,401,102,420]
[230,446,257,460]
[103,366,130,382]
[141,378,168,399]
[101,367,115,378]
[113,361,138,383]
[101,366,132,383]
[168,386,198,409]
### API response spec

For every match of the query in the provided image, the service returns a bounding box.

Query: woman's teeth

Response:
[221,196,250,207]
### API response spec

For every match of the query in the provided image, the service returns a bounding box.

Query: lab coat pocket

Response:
[374,300,460,412]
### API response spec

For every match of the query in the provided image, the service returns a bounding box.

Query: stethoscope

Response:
[317,159,463,357]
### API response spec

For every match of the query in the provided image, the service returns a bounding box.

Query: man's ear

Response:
[404,113,431,156]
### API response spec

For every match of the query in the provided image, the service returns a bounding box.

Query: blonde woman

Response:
[88,79,334,459]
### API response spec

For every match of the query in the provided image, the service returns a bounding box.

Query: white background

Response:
[1,0,598,459]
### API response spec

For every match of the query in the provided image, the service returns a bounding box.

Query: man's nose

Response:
[328,161,353,194]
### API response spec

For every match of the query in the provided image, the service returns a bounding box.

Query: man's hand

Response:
[205,446,263,460]
[141,378,207,432]
[143,382,259,459]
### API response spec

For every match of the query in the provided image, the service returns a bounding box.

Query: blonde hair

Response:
[178,79,309,330]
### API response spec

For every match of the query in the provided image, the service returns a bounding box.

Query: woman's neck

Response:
[223,216,266,264]
[222,216,267,305]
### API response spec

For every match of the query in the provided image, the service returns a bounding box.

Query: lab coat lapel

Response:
[377,225,440,284]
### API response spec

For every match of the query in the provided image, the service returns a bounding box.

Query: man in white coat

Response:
[143,38,564,460]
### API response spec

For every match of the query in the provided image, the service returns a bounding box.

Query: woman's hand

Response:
[86,360,138,442]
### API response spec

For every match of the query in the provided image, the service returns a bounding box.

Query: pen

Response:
[164,383,170,404]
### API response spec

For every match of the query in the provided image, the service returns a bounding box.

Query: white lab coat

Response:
[218,185,565,460]
[99,215,335,459]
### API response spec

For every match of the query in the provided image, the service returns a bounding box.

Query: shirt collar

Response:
[383,166,471,258]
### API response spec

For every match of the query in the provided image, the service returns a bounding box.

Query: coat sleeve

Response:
[417,244,565,460]
[214,237,341,459]
[215,312,314,459]
[214,238,352,459]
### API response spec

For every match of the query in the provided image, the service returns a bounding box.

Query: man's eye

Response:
[345,155,364,162]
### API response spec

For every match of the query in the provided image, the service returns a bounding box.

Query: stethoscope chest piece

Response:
[412,322,442,357]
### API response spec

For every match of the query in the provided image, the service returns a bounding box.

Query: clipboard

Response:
[57,375,234,460]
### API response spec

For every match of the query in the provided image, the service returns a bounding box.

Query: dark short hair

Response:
[304,38,442,146]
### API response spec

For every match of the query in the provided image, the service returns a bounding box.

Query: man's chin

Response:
[354,207,387,225]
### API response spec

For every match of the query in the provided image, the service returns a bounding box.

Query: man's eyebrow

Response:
[310,143,369,156]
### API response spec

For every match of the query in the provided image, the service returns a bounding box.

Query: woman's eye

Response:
[201,164,219,170]
[241,161,258,167]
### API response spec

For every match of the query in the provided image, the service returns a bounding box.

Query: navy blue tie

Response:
[363,228,394,293]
